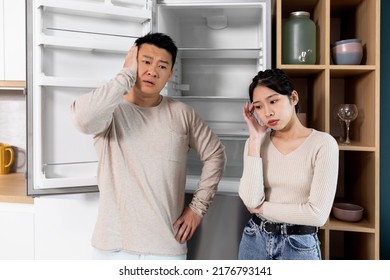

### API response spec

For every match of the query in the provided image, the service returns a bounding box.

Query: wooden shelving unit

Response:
[276,0,380,259]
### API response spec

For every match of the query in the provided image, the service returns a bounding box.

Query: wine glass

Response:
[337,104,358,145]
[333,104,345,142]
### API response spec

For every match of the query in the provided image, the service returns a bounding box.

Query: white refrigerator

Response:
[27,0,272,260]
[27,0,273,196]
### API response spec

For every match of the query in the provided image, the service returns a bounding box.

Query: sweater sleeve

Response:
[187,110,227,217]
[262,134,339,226]
[238,139,266,208]
[70,68,136,135]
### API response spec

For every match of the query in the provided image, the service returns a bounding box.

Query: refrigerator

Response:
[26,0,273,259]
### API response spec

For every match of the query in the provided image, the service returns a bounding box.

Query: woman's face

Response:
[252,85,297,130]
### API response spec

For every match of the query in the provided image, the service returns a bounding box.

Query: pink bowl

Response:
[332,202,364,222]
[331,39,363,65]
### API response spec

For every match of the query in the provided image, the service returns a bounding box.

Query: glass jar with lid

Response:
[282,11,316,64]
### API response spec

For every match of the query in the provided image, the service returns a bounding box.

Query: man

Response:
[70,32,226,260]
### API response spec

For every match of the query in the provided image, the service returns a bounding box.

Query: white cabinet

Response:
[0,0,26,81]
[0,202,34,260]
[34,193,98,259]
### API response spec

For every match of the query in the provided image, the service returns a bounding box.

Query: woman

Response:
[238,69,339,260]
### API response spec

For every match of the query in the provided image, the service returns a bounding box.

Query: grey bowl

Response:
[332,203,364,222]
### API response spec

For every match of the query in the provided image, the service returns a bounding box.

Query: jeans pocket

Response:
[286,234,319,251]
[243,220,258,237]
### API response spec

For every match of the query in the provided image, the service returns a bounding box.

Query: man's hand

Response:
[123,44,138,74]
[173,207,202,244]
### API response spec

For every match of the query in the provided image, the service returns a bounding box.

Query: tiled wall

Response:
[0,90,26,173]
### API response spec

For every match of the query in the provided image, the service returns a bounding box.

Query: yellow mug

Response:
[0,143,14,174]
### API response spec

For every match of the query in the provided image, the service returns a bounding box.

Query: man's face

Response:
[135,43,173,96]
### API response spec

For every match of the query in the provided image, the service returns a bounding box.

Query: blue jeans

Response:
[238,218,321,260]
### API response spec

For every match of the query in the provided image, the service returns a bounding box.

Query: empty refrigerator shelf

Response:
[202,120,248,138]
[185,175,240,195]
[175,96,247,100]
[179,47,263,59]
[37,0,151,22]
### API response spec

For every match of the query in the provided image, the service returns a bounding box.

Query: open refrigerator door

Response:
[26,0,152,195]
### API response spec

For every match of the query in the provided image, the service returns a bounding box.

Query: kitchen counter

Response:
[0,173,33,204]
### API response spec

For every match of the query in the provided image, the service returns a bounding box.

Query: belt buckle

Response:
[261,220,272,234]
[281,224,287,235]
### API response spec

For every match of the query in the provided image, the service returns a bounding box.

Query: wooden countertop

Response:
[0,173,33,204]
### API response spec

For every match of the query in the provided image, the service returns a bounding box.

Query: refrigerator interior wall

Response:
[27,0,152,194]
[156,0,271,97]
[156,0,272,188]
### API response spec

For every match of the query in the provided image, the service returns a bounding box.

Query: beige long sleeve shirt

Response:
[70,68,226,256]
[239,129,339,227]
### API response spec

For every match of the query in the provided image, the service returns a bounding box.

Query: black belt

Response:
[252,215,318,235]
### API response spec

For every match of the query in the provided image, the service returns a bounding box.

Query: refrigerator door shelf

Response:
[37,0,151,22]
[39,35,134,54]
[38,75,107,88]
[37,161,98,189]
[37,1,151,44]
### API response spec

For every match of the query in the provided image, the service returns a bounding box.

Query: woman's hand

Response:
[242,101,267,138]
[243,102,267,157]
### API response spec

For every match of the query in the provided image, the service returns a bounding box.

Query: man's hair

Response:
[135,32,178,69]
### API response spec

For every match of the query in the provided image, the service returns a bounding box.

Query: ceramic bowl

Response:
[332,202,364,222]
[331,39,363,65]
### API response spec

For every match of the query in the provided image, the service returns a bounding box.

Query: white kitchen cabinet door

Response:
[1,0,26,81]
[0,203,34,260]
[34,193,98,259]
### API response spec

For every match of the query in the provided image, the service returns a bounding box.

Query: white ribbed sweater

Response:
[239,130,339,227]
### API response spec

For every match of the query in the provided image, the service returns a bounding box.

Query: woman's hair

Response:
[249,68,299,112]
[135,32,178,69]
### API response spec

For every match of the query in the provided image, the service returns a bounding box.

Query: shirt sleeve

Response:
[238,138,266,208]
[70,68,136,135]
[187,109,226,217]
